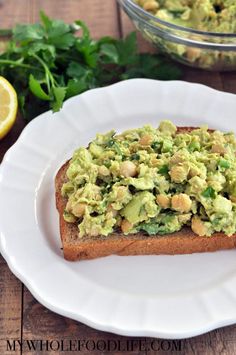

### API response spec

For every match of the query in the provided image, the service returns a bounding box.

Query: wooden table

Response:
[1,1,236,354]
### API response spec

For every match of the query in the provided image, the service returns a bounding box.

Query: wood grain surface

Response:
[1,1,236,354]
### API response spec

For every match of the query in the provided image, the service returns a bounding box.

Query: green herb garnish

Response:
[131,153,140,160]
[158,165,169,175]
[107,139,122,155]
[188,141,200,152]
[151,141,161,152]
[202,186,216,198]
[218,158,230,169]
[0,11,181,120]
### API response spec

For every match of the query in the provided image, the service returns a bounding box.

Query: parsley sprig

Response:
[0,11,181,120]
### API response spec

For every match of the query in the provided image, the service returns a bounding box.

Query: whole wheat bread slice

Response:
[55,127,236,261]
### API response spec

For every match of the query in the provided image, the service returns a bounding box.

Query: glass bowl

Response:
[117,0,236,71]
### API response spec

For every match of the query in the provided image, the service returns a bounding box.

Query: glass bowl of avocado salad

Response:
[62,120,236,238]
[117,0,236,71]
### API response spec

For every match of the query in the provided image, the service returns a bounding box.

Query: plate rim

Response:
[1,78,236,339]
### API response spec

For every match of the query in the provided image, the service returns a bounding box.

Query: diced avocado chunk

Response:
[121,191,158,224]
[158,120,177,136]
[89,142,103,158]
[213,195,232,214]
[139,214,182,235]
[63,210,77,223]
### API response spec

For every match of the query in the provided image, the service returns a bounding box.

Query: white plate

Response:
[1,79,236,339]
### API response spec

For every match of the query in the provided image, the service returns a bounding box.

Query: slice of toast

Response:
[55,127,236,261]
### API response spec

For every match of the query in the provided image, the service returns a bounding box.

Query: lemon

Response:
[0,76,18,139]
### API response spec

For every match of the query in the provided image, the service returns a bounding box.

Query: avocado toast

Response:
[55,121,236,261]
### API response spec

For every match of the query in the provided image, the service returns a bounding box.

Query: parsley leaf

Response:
[13,23,45,41]
[131,153,140,160]
[29,74,50,100]
[100,43,119,64]
[66,78,88,98]
[51,86,67,112]
[0,11,182,120]
[139,223,160,235]
[116,32,137,66]
[202,187,216,198]
[158,165,169,175]
[218,158,230,169]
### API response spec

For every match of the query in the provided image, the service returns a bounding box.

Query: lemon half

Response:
[0,76,18,139]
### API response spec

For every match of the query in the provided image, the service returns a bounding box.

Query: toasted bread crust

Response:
[55,126,236,261]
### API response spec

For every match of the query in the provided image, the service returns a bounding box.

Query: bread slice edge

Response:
[55,127,236,261]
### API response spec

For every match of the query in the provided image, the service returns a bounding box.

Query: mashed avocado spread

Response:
[61,120,236,238]
[136,0,236,33]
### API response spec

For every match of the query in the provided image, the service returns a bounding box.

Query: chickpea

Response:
[211,143,226,155]
[119,161,137,177]
[191,216,208,236]
[121,219,133,234]
[171,193,192,213]
[170,152,185,165]
[139,134,152,146]
[156,194,170,209]
[186,47,201,62]
[230,196,236,203]
[98,165,110,176]
[107,204,118,217]
[72,202,86,217]
[143,1,159,11]
[150,157,159,167]
[170,165,188,183]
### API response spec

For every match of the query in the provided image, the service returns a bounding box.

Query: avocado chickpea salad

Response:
[136,0,236,33]
[61,120,236,238]
[135,1,236,70]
